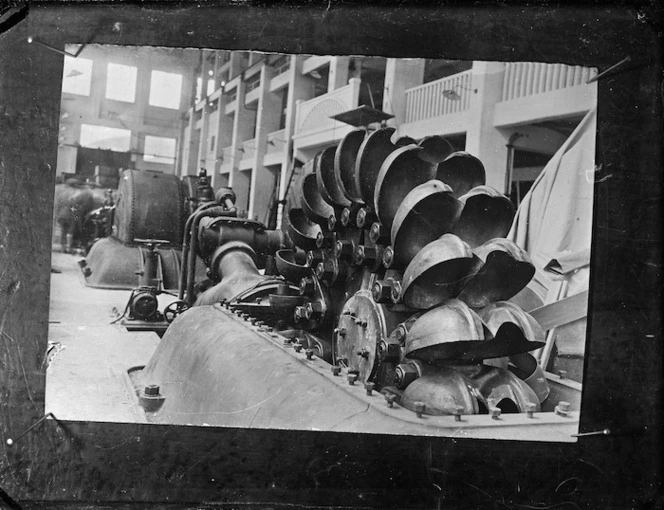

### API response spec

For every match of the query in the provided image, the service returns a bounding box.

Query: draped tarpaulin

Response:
[508,108,597,357]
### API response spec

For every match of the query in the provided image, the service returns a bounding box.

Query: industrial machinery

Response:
[135,127,580,438]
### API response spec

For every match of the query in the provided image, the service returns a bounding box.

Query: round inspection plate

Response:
[335,290,387,383]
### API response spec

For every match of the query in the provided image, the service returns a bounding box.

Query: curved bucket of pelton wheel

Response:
[435,151,486,199]
[417,135,454,164]
[390,180,463,268]
[355,127,397,205]
[479,301,549,403]
[453,186,516,249]
[287,208,322,251]
[458,238,535,309]
[399,233,483,309]
[334,128,366,204]
[300,172,334,226]
[316,145,350,209]
[373,144,437,231]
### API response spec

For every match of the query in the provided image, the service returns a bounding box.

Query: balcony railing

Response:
[294,78,361,136]
[405,70,473,124]
[502,63,597,102]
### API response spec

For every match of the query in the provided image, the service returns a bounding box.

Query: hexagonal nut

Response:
[355,207,368,228]
[293,306,307,322]
[490,407,501,419]
[377,340,401,362]
[369,222,388,243]
[382,246,395,268]
[372,279,394,303]
[390,281,402,304]
[304,301,324,319]
[299,277,315,295]
[340,208,351,227]
[327,214,337,231]
[331,366,341,376]
[395,363,419,389]
[144,384,160,396]
[335,240,354,259]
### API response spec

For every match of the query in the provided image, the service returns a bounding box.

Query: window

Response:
[62,56,93,96]
[144,135,176,165]
[106,63,137,102]
[149,70,183,109]
[79,124,131,152]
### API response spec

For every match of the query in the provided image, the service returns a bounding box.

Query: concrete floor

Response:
[46,251,173,423]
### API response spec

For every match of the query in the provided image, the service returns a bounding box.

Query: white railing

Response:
[295,78,361,136]
[405,70,473,124]
[266,129,286,154]
[502,63,597,102]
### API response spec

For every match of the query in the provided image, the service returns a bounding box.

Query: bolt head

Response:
[340,208,351,226]
[347,373,358,385]
[490,407,501,419]
[306,349,314,359]
[557,401,571,413]
[327,214,337,231]
[356,207,367,228]
[331,366,341,376]
[144,384,160,396]
[382,246,394,268]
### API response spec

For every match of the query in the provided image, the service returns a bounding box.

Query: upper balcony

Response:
[292,78,361,151]
[493,62,597,127]
[402,63,597,137]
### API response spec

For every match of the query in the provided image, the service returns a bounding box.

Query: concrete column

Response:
[229,79,254,215]
[383,58,425,128]
[464,61,509,191]
[184,107,200,176]
[328,56,350,92]
[250,64,280,222]
[197,51,211,174]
